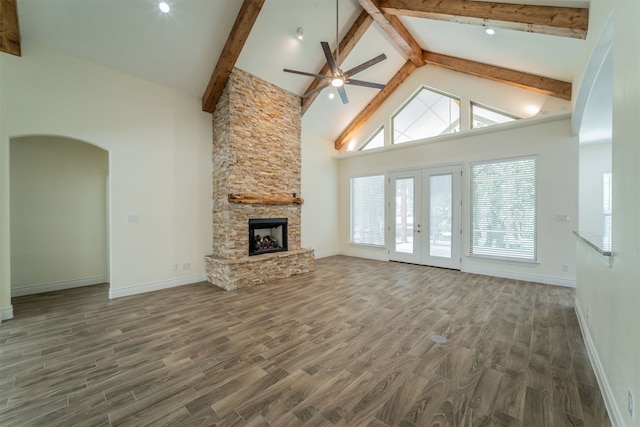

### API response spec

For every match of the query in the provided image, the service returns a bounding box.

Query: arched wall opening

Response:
[574,15,613,242]
[9,135,110,298]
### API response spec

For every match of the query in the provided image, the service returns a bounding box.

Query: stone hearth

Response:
[205,68,314,291]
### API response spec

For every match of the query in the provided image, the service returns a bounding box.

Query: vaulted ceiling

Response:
[5,0,589,149]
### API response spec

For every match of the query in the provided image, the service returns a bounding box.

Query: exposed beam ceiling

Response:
[378,0,588,39]
[0,0,21,57]
[202,0,265,113]
[301,11,373,115]
[423,51,572,100]
[358,0,425,67]
[330,0,579,150]
[333,51,572,149]
[335,60,416,150]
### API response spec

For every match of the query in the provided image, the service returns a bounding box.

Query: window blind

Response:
[470,157,537,261]
[351,175,385,245]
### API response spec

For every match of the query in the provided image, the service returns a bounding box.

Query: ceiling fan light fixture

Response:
[331,76,344,87]
[158,1,170,13]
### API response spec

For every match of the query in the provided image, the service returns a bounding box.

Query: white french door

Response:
[389,165,462,269]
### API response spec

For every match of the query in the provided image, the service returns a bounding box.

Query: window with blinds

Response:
[351,175,385,246]
[470,157,537,261]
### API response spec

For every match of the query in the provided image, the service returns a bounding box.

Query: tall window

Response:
[470,157,537,261]
[351,175,385,246]
[360,126,384,151]
[603,172,612,251]
[392,87,460,144]
[471,103,519,129]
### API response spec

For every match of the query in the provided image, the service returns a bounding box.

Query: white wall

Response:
[573,1,640,426]
[579,142,611,236]
[10,136,108,295]
[300,130,340,258]
[337,114,578,287]
[0,42,213,316]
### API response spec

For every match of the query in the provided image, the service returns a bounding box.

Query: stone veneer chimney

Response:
[205,68,314,290]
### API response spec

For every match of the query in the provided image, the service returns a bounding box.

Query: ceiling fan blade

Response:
[321,41,339,75]
[283,68,330,80]
[337,86,349,104]
[346,79,386,90]
[343,53,387,78]
[301,82,331,98]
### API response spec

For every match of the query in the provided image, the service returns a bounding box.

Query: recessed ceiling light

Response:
[159,1,170,13]
[328,92,335,100]
[485,27,496,35]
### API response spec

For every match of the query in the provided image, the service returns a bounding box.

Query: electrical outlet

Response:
[629,390,635,419]
[171,263,178,271]
[562,264,569,272]
[182,262,191,271]
[586,306,590,320]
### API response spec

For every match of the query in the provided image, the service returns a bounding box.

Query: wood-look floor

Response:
[0,256,610,426]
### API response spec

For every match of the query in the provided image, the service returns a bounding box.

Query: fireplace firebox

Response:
[248,218,288,256]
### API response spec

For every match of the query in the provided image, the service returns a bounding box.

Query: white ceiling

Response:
[16,0,590,141]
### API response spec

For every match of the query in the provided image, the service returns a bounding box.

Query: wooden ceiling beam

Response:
[202,0,265,113]
[378,0,588,39]
[423,50,571,100]
[0,0,21,57]
[358,0,425,67]
[301,10,373,115]
[335,60,416,150]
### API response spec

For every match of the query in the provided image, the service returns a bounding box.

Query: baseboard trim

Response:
[574,300,624,427]
[313,249,341,259]
[108,274,207,299]
[339,248,388,262]
[0,305,14,322]
[462,266,576,288]
[11,276,108,297]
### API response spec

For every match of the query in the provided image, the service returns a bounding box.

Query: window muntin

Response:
[350,175,385,246]
[470,157,537,261]
[360,126,384,151]
[392,87,460,144]
[472,103,519,129]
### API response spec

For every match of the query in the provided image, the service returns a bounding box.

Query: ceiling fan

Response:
[283,0,387,104]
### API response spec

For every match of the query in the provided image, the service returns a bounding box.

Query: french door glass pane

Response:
[429,174,452,258]
[395,178,414,254]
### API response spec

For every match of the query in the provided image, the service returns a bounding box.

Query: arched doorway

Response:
[9,135,110,297]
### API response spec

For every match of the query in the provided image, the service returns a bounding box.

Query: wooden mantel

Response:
[228,193,304,205]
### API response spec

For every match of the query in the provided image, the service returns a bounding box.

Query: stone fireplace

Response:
[205,68,314,291]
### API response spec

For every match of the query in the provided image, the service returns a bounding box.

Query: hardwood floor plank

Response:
[0,256,610,426]
[523,386,553,426]
[401,375,449,427]
[552,365,584,420]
